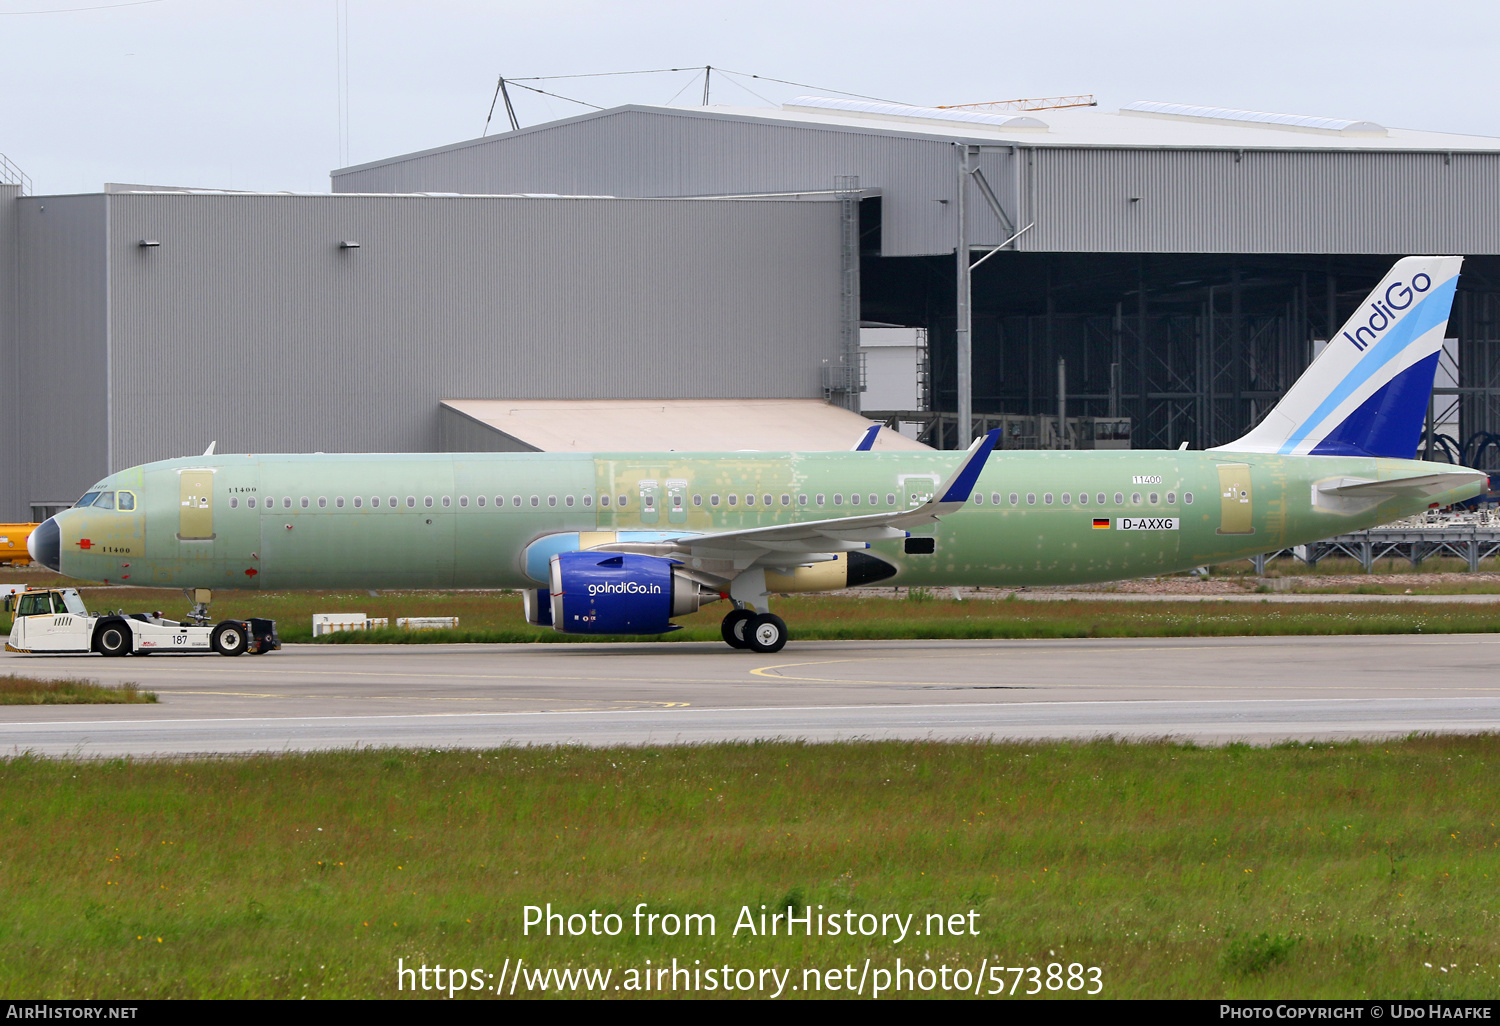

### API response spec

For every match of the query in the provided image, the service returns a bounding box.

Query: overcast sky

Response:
[3,0,1498,195]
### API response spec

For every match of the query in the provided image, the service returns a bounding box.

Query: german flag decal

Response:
[1092,518,1110,529]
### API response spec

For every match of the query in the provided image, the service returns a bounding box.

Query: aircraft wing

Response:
[592,430,1000,573]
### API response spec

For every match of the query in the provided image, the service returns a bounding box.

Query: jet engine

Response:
[546,552,716,635]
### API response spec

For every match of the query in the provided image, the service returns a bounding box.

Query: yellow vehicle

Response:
[0,525,38,565]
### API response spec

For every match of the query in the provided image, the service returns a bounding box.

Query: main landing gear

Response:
[721,608,787,654]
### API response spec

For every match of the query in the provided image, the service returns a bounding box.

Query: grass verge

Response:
[0,736,1495,999]
[0,674,156,705]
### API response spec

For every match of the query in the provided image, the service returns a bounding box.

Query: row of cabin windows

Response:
[226,489,1194,512]
[223,491,925,512]
[972,489,1194,504]
[974,490,1194,507]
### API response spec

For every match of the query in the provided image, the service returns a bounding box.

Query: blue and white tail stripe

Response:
[1215,257,1462,459]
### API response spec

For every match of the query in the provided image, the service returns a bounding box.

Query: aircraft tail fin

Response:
[1213,256,1462,459]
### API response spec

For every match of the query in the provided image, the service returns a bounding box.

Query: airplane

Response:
[22,256,1486,655]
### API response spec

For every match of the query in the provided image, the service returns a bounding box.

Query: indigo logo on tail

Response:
[1344,274,1432,351]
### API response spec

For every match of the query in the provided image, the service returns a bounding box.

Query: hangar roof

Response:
[439,399,930,453]
[337,96,1500,183]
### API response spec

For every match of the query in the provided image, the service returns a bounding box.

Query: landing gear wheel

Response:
[211,621,249,656]
[747,613,788,654]
[721,609,755,650]
[96,623,131,657]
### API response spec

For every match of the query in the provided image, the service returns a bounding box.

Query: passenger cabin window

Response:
[117,491,136,511]
[868,494,876,506]
[1044,493,1053,505]
[728,495,737,506]
[318,497,327,508]
[300,497,310,509]
[1166,492,1175,504]
[248,498,257,509]
[710,494,720,506]
[1131,492,1142,504]
[229,497,238,509]
[1113,492,1124,505]
[782,494,791,506]
[284,497,293,509]
[442,496,451,508]
[618,495,628,507]
[582,495,591,507]
[693,494,703,506]
[565,495,574,507]
[1185,492,1194,504]
[1061,492,1071,504]
[336,496,345,508]
[744,494,754,506]
[389,496,398,508]
[1026,493,1036,505]
[973,493,983,505]
[1149,492,1159,504]
[1078,493,1089,505]
[406,496,415,508]
[511,496,521,507]
[886,493,896,505]
[1009,493,1019,505]
[425,497,434,508]
[798,494,808,506]
[529,496,539,508]
[1097,493,1106,504]
[459,495,468,508]
[477,495,486,507]
[354,497,363,508]
[765,494,774,507]
[816,494,825,506]
[833,494,843,506]
[640,496,651,509]
[601,494,611,507]
[850,493,860,505]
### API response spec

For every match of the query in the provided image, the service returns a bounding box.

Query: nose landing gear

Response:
[720,608,787,653]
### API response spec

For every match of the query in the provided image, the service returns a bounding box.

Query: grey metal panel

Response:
[437,404,536,453]
[1021,148,1500,253]
[333,108,971,258]
[15,194,108,517]
[336,107,1500,257]
[0,185,18,519]
[103,193,841,470]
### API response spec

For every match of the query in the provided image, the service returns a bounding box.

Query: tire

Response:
[211,621,249,656]
[721,609,755,650]
[95,622,131,657]
[747,613,788,654]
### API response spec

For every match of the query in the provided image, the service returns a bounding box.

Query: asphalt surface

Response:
[4,635,1499,756]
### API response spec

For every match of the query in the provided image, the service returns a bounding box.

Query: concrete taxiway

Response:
[3,635,1500,756]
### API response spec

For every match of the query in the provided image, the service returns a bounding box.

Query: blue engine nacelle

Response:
[547,552,714,635]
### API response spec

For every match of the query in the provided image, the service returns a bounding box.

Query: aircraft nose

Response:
[28,516,60,572]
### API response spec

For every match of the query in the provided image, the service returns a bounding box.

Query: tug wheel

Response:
[211,621,248,656]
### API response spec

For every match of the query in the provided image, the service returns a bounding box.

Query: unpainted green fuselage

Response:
[50,449,1483,592]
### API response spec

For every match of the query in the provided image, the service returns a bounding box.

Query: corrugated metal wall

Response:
[437,405,533,452]
[0,186,18,520]
[1022,148,1500,253]
[15,194,109,519]
[335,107,1500,257]
[104,192,841,471]
[332,108,1014,258]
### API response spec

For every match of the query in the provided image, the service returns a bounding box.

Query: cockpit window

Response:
[75,491,100,508]
[117,491,136,511]
[93,491,115,510]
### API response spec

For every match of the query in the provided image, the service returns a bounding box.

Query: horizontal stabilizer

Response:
[1313,468,1486,513]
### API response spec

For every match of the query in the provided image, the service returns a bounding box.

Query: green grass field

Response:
[0,674,155,705]
[1,736,1495,999]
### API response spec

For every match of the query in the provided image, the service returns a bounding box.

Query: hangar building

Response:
[5,94,1500,521]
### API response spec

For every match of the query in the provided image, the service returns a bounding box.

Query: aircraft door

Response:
[1216,464,1254,535]
[178,470,216,540]
[638,479,660,526]
[666,479,688,525]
